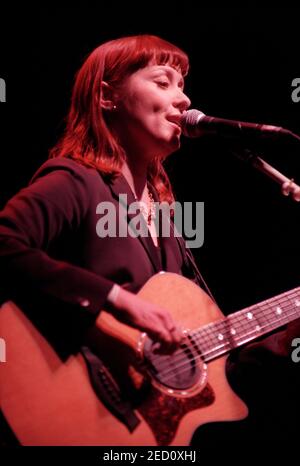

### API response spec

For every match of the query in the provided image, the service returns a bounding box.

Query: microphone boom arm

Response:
[232,148,300,202]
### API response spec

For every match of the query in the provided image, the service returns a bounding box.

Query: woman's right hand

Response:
[104,287,184,353]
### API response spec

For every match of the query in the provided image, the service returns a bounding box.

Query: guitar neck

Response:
[190,287,300,362]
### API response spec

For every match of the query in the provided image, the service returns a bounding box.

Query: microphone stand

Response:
[230,146,300,202]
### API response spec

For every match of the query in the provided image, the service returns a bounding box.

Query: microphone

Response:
[181,109,293,140]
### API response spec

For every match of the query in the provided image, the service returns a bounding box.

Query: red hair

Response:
[49,35,189,203]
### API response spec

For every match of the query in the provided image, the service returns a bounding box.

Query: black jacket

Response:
[0,157,200,355]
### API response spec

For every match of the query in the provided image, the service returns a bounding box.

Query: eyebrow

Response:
[150,67,184,89]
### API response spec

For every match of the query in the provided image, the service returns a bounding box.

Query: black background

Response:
[0,6,299,457]
[1,6,299,311]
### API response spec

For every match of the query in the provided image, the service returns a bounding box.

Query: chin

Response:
[156,140,181,160]
[148,131,181,160]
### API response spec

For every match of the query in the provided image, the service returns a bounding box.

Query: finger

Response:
[170,325,185,344]
[156,310,182,340]
[164,320,184,345]
[157,309,175,331]
[152,339,178,355]
[146,323,173,345]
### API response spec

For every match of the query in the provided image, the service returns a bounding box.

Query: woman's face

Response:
[113,63,191,162]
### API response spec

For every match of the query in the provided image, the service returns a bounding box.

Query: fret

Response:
[190,286,300,362]
[191,320,233,362]
[229,288,300,338]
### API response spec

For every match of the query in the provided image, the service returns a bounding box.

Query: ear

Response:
[100,81,116,111]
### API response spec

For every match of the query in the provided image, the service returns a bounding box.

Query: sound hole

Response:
[143,337,202,390]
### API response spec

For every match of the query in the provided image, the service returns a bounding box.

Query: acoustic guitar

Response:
[0,272,299,445]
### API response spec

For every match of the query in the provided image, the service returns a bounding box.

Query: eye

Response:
[155,80,169,88]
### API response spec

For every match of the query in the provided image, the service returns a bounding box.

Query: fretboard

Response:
[189,287,300,362]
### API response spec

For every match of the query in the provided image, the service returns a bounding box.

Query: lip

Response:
[168,121,182,131]
[166,115,182,130]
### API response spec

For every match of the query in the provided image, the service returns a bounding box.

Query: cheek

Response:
[123,95,152,119]
[128,84,166,114]
[127,100,163,127]
[120,86,167,130]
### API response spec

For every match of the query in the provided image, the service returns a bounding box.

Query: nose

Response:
[173,89,191,113]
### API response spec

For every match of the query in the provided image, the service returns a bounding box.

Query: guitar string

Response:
[148,304,300,382]
[192,291,300,344]
[153,305,300,385]
[151,294,300,378]
[147,301,300,384]
[158,306,300,384]
[191,293,297,341]
[183,290,299,355]
[146,292,299,376]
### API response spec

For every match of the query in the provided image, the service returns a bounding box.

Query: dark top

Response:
[0,157,201,355]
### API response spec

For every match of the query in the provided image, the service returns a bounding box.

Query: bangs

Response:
[141,48,189,76]
[128,35,189,76]
[103,35,189,82]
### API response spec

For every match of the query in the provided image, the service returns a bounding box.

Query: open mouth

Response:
[168,120,182,132]
[166,114,183,132]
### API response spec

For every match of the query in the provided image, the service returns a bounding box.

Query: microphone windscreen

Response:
[181,109,206,136]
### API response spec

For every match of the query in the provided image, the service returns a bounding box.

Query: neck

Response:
[190,286,300,362]
[121,159,149,200]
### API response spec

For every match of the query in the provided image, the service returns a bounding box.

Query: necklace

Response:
[134,187,156,226]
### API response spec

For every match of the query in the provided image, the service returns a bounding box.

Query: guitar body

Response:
[0,272,248,445]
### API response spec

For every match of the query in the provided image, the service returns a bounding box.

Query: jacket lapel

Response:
[148,183,185,273]
[108,174,162,273]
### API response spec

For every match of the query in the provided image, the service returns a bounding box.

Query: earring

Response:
[112,104,117,110]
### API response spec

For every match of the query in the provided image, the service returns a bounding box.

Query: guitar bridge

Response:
[81,346,141,432]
